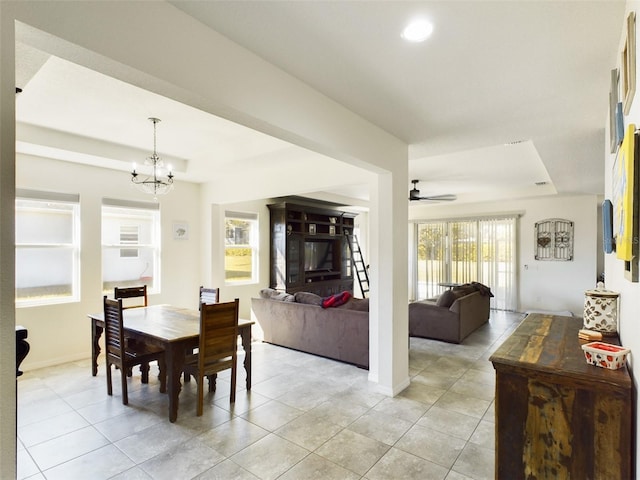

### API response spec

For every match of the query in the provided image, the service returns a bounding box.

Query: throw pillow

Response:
[321,291,352,308]
[294,291,323,306]
[259,288,278,299]
[259,288,295,302]
[276,292,296,302]
[436,289,456,308]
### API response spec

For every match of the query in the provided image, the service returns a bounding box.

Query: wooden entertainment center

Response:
[268,202,356,297]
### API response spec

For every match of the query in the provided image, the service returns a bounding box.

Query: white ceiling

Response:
[15,1,625,207]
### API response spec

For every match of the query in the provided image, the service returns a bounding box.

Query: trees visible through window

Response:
[15,189,80,307]
[102,199,160,294]
[225,211,258,284]
[415,216,517,310]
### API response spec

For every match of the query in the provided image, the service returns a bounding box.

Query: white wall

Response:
[605,2,640,473]
[410,193,600,315]
[16,154,201,370]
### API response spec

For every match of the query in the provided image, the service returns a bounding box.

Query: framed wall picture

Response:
[173,222,189,240]
[612,124,639,281]
[610,69,619,153]
[622,11,636,115]
[616,102,625,146]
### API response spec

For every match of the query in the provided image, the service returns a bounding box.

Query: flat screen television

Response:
[304,241,333,272]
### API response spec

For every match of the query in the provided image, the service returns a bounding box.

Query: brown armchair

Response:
[409,286,491,343]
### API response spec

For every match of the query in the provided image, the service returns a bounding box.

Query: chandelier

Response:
[131,117,174,197]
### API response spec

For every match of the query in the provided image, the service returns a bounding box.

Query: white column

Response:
[368,171,410,395]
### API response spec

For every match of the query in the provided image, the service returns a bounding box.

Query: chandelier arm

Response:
[130,117,174,198]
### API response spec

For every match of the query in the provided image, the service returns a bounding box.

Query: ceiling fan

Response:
[409,179,457,202]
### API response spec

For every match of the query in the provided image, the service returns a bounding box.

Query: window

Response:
[15,189,80,307]
[225,211,258,284]
[102,198,160,295]
[119,225,140,258]
[415,216,517,310]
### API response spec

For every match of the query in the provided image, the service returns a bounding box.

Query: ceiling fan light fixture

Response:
[401,19,434,43]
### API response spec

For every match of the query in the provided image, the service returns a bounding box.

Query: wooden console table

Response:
[490,313,633,479]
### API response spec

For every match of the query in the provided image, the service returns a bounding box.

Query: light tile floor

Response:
[17,310,523,480]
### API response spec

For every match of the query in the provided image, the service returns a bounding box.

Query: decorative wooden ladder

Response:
[347,235,369,298]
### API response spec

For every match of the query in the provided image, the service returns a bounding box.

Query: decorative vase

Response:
[583,282,619,335]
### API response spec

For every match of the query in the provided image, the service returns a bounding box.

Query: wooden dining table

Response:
[88,304,254,422]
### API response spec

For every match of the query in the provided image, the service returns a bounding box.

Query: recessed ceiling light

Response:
[401,19,434,43]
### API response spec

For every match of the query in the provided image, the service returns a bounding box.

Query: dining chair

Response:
[183,286,221,383]
[183,298,239,415]
[103,296,166,405]
[114,285,149,377]
[199,286,220,309]
[114,285,148,309]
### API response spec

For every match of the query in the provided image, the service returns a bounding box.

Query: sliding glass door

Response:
[478,217,517,310]
[416,222,446,300]
[415,216,517,310]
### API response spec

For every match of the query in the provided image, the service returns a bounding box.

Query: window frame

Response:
[224,210,259,285]
[101,198,161,295]
[15,189,81,308]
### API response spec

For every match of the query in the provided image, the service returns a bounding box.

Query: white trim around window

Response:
[15,189,81,307]
[101,198,161,295]
[224,211,259,285]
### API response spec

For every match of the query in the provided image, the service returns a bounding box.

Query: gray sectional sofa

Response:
[252,283,491,369]
[409,288,491,343]
[251,290,369,368]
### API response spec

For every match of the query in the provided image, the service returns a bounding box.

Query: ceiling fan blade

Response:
[408,180,456,202]
[418,194,457,201]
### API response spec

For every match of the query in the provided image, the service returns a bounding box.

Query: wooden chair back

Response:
[199,299,239,371]
[114,285,148,309]
[199,286,220,310]
[183,298,239,414]
[102,295,166,405]
[104,297,126,360]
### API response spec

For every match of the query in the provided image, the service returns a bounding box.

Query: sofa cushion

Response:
[259,288,295,302]
[436,289,457,308]
[339,297,370,311]
[321,291,352,308]
[294,291,323,306]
